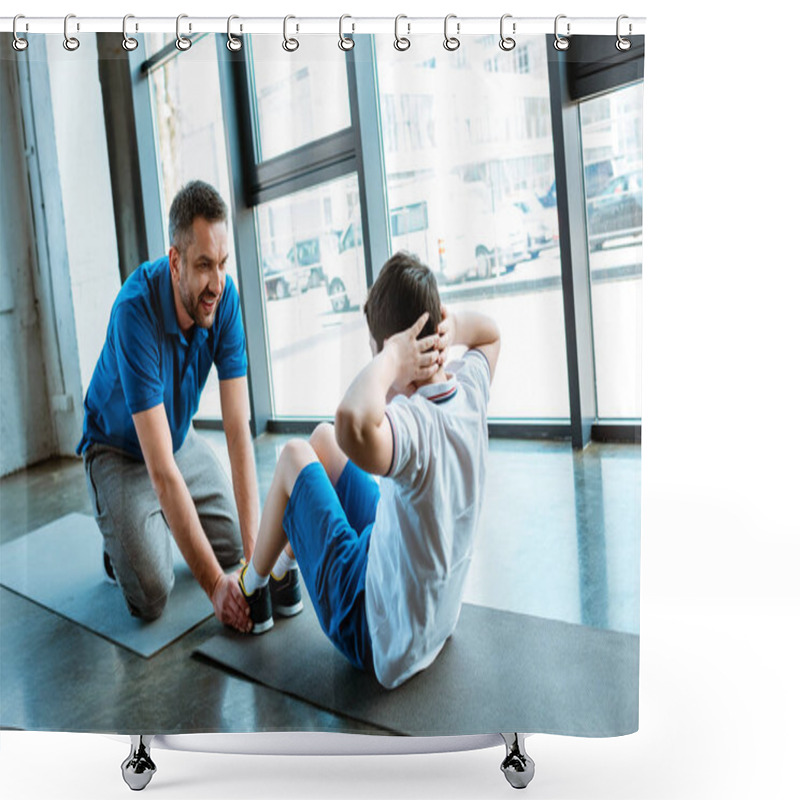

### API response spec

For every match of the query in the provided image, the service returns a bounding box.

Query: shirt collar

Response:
[415,372,458,405]
[159,256,182,337]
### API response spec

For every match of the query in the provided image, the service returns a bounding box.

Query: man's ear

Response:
[168,246,181,280]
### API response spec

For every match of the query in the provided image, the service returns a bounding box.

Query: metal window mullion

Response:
[217,36,274,434]
[140,33,208,74]
[347,34,391,288]
[547,40,597,449]
[96,34,150,281]
[251,153,357,206]
[128,43,167,260]
[251,128,356,197]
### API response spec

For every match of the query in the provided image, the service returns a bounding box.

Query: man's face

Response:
[169,217,228,332]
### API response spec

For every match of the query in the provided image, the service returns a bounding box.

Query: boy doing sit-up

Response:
[238,251,500,689]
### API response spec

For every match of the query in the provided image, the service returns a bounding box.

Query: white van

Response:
[388,177,529,284]
[324,178,531,312]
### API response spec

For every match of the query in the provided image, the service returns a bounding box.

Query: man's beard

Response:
[179,280,218,329]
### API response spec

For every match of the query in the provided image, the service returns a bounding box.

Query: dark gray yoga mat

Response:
[196,583,639,737]
[0,513,213,658]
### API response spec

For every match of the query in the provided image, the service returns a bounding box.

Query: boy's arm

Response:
[335,313,440,476]
[438,306,501,382]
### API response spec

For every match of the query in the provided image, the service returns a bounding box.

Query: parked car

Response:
[263,234,342,302]
[537,158,621,211]
[262,253,300,301]
[385,178,529,285]
[285,236,336,291]
[586,170,643,250]
[512,199,558,259]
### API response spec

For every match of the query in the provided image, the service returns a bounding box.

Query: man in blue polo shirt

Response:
[77,181,257,632]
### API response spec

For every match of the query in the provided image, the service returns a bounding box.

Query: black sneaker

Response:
[238,570,274,634]
[103,550,118,586]
[269,568,304,617]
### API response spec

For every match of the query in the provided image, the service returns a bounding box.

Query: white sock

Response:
[271,550,298,581]
[242,562,269,596]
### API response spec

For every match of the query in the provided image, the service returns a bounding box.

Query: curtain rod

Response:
[1,16,646,37]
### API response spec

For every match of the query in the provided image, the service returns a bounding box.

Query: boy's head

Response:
[364,252,442,353]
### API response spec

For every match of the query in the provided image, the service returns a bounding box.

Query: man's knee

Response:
[124,569,174,621]
[113,519,175,622]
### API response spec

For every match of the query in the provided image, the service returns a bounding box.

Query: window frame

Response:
[123,32,643,445]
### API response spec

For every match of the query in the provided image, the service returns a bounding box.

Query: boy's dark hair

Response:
[168,180,228,251]
[364,252,442,351]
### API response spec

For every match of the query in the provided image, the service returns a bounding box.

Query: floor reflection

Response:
[0,432,640,733]
[463,440,640,634]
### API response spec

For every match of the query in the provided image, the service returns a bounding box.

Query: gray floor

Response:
[0,432,640,734]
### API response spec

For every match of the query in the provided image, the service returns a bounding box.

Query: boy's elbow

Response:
[334,406,360,456]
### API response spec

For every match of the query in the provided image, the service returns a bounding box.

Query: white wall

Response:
[0,56,54,476]
[45,35,121,395]
[0,35,121,476]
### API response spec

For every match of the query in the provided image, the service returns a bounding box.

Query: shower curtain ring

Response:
[283,15,299,52]
[122,15,139,51]
[227,15,242,51]
[175,14,192,51]
[12,15,28,51]
[616,15,632,51]
[394,15,411,51]
[499,14,516,51]
[63,13,80,51]
[443,14,460,51]
[338,15,355,50]
[553,14,570,51]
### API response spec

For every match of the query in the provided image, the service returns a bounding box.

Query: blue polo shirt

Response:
[77,256,248,460]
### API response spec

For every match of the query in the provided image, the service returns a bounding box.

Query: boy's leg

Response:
[309,422,379,535]
[280,455,374,673]
[250,439,317,579]
[308,422,348,486]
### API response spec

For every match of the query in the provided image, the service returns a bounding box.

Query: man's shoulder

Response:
[110,258,167,333]
[116,257,166,302]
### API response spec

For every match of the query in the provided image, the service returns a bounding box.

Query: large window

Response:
[131,32,643,437]
[375,36,570,420]
[580,82,644,420]
[145,34,237,421]
[255,174,370,416]
[248,36,351,163]
[245,37,367,419]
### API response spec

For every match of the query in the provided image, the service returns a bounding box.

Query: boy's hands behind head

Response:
[383,312,444,396]
[436,304,454,361]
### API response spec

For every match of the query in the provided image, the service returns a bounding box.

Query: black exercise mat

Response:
[195,583,639,737]
[0,513,213,658]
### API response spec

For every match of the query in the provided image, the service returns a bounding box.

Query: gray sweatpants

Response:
[83,428,243,620]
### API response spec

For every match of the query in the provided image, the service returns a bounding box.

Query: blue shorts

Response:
[282,459,379,674]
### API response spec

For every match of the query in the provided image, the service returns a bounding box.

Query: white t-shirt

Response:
[365,349,491,689]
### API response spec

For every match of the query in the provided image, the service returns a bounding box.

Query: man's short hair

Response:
[364,252,442,351]
[168,180,228,251]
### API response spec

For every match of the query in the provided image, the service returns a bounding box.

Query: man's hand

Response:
[383,312,442,396]
[211,572,252,633]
